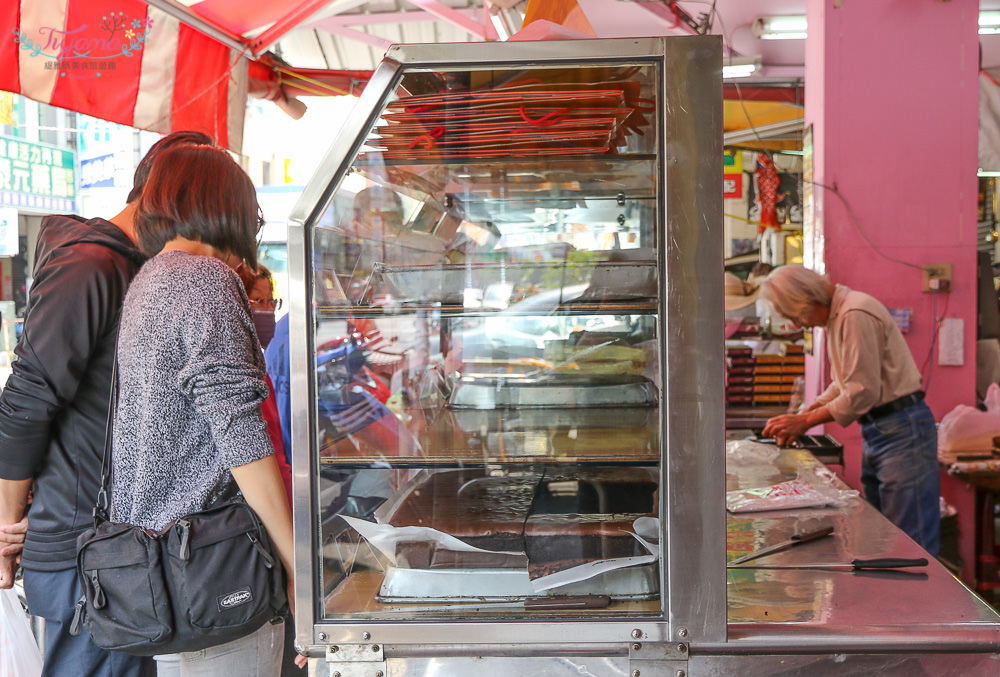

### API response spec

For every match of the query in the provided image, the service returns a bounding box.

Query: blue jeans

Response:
[860,400,940,556]
[22,567,156,677]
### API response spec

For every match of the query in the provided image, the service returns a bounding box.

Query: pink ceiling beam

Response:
[483,4,500,41]
[322,25,394,51]
[249,0,344,53]
[404,0,488,39]
[312,10,481,28]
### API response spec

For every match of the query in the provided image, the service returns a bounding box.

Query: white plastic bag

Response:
[0,587,42,677]
[726,439,780,465]
[938,382,1000,452]
[726,471,859,513]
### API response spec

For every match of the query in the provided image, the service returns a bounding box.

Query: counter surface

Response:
[724,446,1000,651]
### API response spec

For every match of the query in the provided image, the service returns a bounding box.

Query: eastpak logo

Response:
[218,587,253,611]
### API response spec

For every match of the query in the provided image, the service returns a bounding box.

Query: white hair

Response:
[759,265,832,319]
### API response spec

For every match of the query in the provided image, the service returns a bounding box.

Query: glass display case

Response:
[286,36,726,658]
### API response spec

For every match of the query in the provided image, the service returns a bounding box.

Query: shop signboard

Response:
[723,149,742,198]
[0,207,17,257]
[0,134,76,212]
[80,153,116,189]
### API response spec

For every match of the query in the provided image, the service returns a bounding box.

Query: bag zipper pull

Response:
[89,570,106,609]
[177,519,191,560]
[70,597,86,636]
[247,533,274,568]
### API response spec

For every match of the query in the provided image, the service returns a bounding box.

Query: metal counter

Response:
[716,446,1000,658]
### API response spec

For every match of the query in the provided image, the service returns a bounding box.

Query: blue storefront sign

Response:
[80,153,116,189]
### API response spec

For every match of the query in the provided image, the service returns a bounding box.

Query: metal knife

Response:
[727,526,834,567]
[731,557,929,571]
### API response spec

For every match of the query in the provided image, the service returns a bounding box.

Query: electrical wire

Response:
[919,287,951,394]
[704,6,940,396]
[706,5,777,162]
[809,181,923,272]
[812,180,942,390]
[924,294,937,390]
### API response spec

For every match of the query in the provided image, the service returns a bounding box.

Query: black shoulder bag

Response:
[70,361,287,656]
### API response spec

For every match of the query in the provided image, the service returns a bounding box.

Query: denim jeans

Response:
[153,619,284,677]
[21,567,156,677]
[860,400,940,556]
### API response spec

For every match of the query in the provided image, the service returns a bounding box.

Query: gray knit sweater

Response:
[110,250,273,530]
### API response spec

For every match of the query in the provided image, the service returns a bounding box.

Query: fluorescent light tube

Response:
[752,15,808,40]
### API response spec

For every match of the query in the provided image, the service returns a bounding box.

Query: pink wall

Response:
[804,0,981,580]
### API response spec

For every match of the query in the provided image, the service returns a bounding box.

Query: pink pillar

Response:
[804,0,980,582]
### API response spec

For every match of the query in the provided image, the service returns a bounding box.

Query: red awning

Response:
[4,0,371,151]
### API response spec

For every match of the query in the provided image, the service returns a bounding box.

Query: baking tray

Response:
[366,261,656,305]
[449,373,658,409]
[452,405,657,433]
[796,434,844,466]
[376,564,659,603]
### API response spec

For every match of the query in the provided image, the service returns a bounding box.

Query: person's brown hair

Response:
[135,144,262,268]
[126,130,214,203]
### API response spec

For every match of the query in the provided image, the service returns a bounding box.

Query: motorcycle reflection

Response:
[315,325,420,593]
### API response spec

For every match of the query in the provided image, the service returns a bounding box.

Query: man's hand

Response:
[0,550,18,589]
[0,515,27,556]
[762,413,811,447]
[0,479,31,589]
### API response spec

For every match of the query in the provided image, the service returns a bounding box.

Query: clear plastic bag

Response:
[726,470,859,513]
[0,586,42,677]
[938,382,1000,452]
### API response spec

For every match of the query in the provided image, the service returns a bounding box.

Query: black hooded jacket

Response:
[0,215,146,570]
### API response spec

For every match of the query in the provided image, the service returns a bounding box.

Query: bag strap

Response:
[93,352,118,526]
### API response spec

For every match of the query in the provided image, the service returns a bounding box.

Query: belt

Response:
[858,390,925,425]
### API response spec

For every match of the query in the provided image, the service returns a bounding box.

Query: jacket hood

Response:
[35,214,146,269]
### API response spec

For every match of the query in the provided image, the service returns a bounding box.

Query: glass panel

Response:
[309,61,661,621]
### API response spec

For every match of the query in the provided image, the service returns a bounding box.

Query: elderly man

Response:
[760,265,939,555]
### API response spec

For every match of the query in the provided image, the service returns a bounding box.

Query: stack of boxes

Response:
[725,346,755,407]
[725,344,805,409]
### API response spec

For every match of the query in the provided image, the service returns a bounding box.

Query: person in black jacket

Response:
[0,130,212,677]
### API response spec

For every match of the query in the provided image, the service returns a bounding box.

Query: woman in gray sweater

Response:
[110,143,304,675]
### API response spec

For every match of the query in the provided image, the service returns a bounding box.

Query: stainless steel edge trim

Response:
[288,57,405,651]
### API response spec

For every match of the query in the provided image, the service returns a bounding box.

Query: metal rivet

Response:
[372,645,380,652]
[362,631,371,640]
[677,627,688,638]
[376,672,384,677]
[678,643,688,654]
[632,642,641,651]
[318,633,328,641]
[332,673,341,677]
[631,671,640,677]
[617,214,626,226]
[631,628,643,639]
[676,671,686,677]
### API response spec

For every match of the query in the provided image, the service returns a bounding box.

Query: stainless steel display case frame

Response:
[284,35,1000,677]
[286,36,724,660]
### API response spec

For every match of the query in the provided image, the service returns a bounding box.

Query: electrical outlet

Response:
[922,263,952,293]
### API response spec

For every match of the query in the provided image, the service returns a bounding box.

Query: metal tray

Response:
[448,373,658,409]
[368,261,656,305]
[452,405,657,433]
[376,564,659,603]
